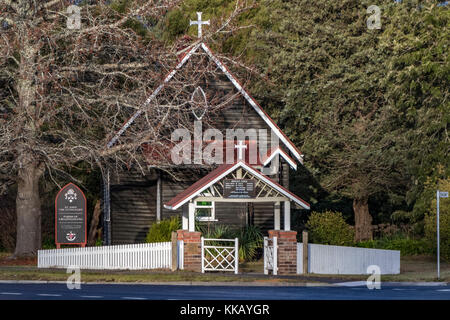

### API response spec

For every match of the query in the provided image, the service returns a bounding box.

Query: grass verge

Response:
[0,253,448,283]
[0,267,315,284]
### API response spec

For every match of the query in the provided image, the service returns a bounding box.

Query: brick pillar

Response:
[268,230,297,275]
[177,230,202,272]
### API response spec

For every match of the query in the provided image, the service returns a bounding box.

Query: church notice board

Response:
[55,183,87,246]
[223,179,256,199]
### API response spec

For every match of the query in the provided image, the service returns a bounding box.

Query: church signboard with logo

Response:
[55,183,87,248]
[223,179,256,199]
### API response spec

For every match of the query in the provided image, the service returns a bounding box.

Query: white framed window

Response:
[195,200,216,221]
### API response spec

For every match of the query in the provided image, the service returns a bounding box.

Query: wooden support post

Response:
[274,202,280,230]
[171,231,177,271]
[182,204,189,230]
[302,231,308,274]
[188,201,195,232]
[284,201,291,231]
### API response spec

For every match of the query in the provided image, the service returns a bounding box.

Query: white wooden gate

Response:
[264,236,277,275]
[201,237,239,274]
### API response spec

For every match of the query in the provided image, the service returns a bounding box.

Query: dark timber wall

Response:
[110,169,158,245]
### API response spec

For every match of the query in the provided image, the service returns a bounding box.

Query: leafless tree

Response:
[0,0,255,257]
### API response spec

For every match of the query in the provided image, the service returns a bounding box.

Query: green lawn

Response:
[0,266,314,284]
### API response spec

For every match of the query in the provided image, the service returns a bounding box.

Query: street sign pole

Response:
[437,190,440,280]
[436,190,448,280]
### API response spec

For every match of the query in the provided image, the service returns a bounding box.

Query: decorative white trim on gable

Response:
[200,43,303,164]
[106,42,304,166]
[263,148,297,170]
[107,42,202,148]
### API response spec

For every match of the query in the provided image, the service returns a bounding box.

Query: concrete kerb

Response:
[333,281,448,287]
[0,279,447,287]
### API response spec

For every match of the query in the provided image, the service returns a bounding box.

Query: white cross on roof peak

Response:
[190,12,210,38]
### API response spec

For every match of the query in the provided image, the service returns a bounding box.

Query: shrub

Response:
[424,177,450,261]
[145,216,181,243]
[196,223,263,262]
[357,236,429,256]
[42,235,56,250]
[197,223,234,239]
[235,225,263,262]
[306,210,354,246]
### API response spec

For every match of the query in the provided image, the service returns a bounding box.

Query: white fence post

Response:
[177,240,184,270]
[201,237,205,273]
[263,237,268,275]
[234,237,239,275]
[273,236,278,276]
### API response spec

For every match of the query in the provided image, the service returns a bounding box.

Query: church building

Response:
[102,13,310,246]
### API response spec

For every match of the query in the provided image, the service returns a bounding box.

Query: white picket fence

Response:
[297,243,400,275]
[38,242,172,270]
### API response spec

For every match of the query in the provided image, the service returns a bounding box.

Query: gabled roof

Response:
[262,147,298,170]
[164,161,310,211]
[106,42,303,164]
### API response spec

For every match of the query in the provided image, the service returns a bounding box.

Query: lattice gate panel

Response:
[201,237,239,274]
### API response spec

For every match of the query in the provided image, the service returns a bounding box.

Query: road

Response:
[0,282,449,300]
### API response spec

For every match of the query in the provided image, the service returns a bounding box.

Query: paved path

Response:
[0,282,449,300]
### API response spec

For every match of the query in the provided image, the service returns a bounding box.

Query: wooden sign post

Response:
[55,183,87,248]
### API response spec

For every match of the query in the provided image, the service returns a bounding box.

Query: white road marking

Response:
[334,281,367,287]
[37,293,61,297]
[437,289,450,292]
[122,296,146,300]
[80,295,104,298]
[392,288,416,291]
[1,292,22,295]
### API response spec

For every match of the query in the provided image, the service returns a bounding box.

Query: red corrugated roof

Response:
[164,162,235,209]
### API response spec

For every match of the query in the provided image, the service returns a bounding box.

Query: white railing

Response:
[297,243,400,275]
[38,242,172,270]
[263,236,277,275]
[201,237,238,274]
